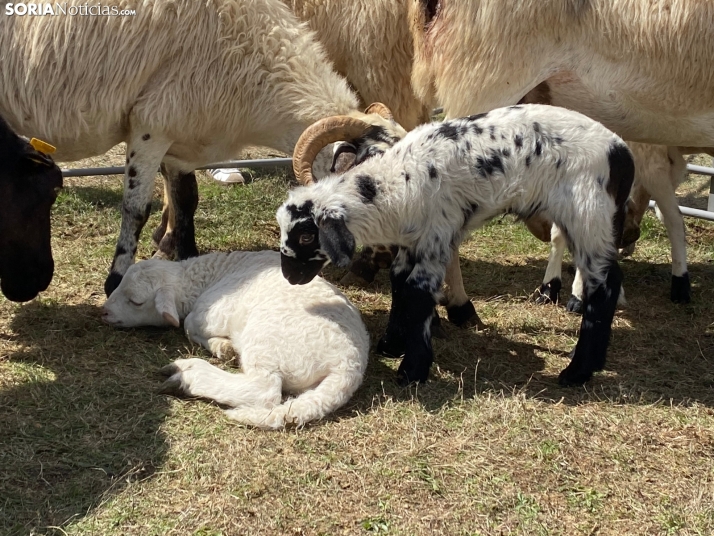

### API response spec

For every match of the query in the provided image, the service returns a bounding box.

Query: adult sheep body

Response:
[408,0,714,311]
[278,104,634,386]
[409,0,714,147]
[0,115,63,302]
[0,0,403,297]
[102,250,369,429]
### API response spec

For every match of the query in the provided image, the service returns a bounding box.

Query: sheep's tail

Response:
[225,369,364,430]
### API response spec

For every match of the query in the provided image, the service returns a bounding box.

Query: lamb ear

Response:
[155,287,180,327]
[318,216,355,268]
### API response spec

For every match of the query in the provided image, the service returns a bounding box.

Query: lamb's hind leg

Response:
[226,369,364,429]
[442,245,484,328]
[534,223,566,305]
[159,358,282,409]
[104,130,171,296]
[559,247,622,386]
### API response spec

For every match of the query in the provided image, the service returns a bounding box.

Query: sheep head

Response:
[276,198,355,286]
[293,103,407,185]
[101,259,181,328]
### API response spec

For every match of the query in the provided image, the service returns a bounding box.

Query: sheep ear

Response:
[331,143,357,173]
[318,216,355,268]
[155,287,180,327]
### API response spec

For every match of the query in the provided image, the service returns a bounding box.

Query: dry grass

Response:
[1,151,713,536]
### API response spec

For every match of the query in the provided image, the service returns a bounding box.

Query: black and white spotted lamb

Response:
[277,104,634,386]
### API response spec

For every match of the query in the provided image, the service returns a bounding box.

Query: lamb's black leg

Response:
[377,249,411,358]
[559,259,622,386]
[396,283,436,386]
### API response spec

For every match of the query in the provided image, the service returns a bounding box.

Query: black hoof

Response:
[533,278,561,305]
[159,363,180,377]
[395,362,430,386]
[619,225,641,249]
[557,365,593,387]
[566,295,583,314]
[670,273,691,304]
[377,335,405,359]
[104,271,123,297]
[157,377,183,395]
[446,301,486,329]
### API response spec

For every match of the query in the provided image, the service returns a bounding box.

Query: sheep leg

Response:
[559,252,622,386]
[154,164,199,261]
[396,279,437,385]
[376,248,411,359]
[184,311,236,359]
[225,369,364,429]
[104,132,171,297]
[652,152,690,303]
[151,168,172,255]
[159,358,282,409]
[534,223,566,305]
[393,254,445,385]
[442,247,484,328]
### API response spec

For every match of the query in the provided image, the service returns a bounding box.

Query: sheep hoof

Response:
[159,363,180,377]
[395,364,429,386]
[619,225,641,249]
[104,271,123,297]
[670,273,691,303]
[446,301,485,330]
[557,364,593,387]
[376,335,405,359]
[158,377,184,395]
[618,242,636,258]
[566,295,583,314]
[532,279,561,305]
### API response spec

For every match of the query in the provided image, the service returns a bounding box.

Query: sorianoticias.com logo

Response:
[4,3,136,15]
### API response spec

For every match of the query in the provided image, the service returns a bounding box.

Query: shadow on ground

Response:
[0,301,184,535]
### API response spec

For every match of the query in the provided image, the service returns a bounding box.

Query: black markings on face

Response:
[428,164,438,180]
[525,155,532,167]
[535,139,543,156]
[533,122,541,134]
[285,218,322,261]
[404,172,411,182]
[128,179,136,189]
[142,134,151,141]
[556,158,563,169]
[553,136,563,145]
[502,148,511,158]
[514,135,523,149]
[130,151,136,158]
[356,174,378,203]
[286,201,314,220]
[489,125,496,141]
[128,166,137,177]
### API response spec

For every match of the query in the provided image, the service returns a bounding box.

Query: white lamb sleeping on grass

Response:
[101,250,370,430]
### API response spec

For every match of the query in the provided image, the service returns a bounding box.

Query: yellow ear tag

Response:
[30,138,56,154]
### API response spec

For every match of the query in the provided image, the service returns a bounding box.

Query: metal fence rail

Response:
[60,158,293,178]
[61,157,714,221]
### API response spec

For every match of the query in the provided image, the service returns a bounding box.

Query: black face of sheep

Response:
[0,117,63,302]
[278,203,355,285]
